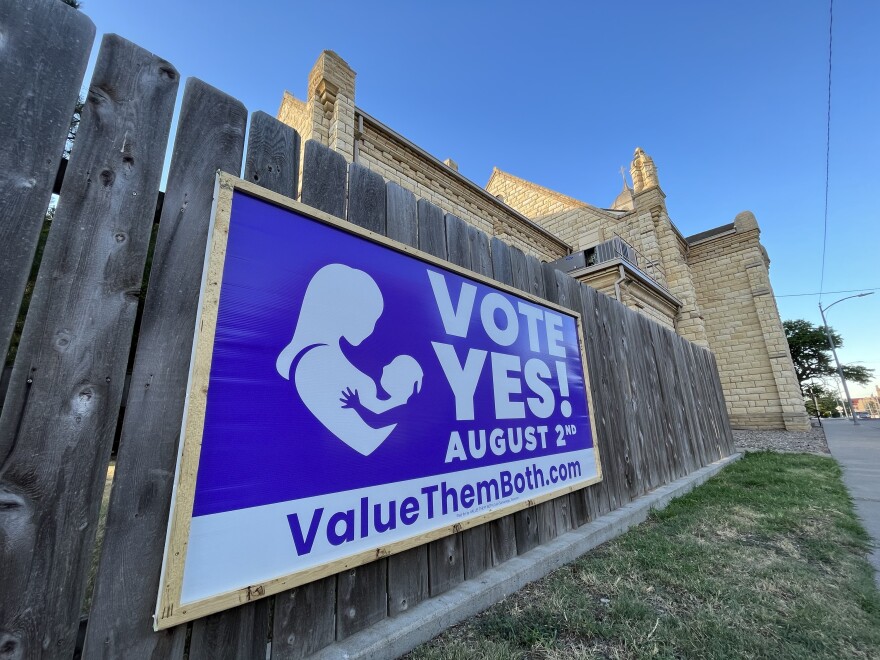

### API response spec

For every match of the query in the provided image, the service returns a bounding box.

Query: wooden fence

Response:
[0,2,735,658]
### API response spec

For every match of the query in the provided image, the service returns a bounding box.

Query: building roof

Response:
[685,223,736,244]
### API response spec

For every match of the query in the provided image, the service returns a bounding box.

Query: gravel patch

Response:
[733,425,829,454]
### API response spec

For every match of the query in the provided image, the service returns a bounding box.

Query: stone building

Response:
[277,51,809,432]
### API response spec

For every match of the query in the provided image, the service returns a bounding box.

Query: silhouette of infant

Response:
[340,355,423,429]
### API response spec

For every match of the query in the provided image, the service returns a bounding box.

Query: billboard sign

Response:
[155,174,601,628]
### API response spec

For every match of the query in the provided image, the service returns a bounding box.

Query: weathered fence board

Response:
[82,77,247,660]
[347,162,386,235]
[460,222,494,579]
[578,285,612,517]
[383,182,431,617]
[0,34,179,659]
[505,245,542,554]
[244,110,299,199]
[268,142,349,657]
[428,533,465,596]
[0,0,95,369]
[553,270,592,528]
[385,182,418,248]
[445,214,471,270]
[485,238,519,565]
[523,256,564,545]
[335,156,390,640]
[425,212,471,591]
[188,604,270,660]
[189,95,301,660]
[336,562,388,640]
[272,583,336,659]
[416,199,447,260]
[300,140,347,219]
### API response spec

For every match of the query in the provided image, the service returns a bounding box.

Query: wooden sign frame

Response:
[155,172,602,629]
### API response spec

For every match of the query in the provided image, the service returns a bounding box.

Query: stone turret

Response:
[278,51,357,162]
[630,147,659,193]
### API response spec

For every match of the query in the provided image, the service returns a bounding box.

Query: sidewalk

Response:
[823,419,880,586]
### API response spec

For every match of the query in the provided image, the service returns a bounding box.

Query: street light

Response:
[818,292,874,426]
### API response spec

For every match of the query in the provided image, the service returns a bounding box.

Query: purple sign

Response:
[156,176,601,627]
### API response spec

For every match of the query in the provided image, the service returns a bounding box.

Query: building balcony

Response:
[549,235,682,327]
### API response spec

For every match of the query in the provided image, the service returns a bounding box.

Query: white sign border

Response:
[154,172,603,630]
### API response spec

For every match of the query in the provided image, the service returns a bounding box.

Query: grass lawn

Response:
[411,452,880,659]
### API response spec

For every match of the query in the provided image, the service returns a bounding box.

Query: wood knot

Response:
[0,632,22,660]
[157,63,178,81]
[55,330,74,352]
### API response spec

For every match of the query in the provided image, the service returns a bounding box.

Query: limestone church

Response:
[278,51,809,432]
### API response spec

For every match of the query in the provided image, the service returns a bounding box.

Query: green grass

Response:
[411,452,880,660]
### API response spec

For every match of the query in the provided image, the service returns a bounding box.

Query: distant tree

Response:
[803,383,843,418]
[784,319,874,392]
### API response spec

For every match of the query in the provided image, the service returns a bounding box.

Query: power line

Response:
[777,287,879,299]
[819,0,834,301]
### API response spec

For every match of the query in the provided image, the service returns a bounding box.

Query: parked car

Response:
[856,412,871,420]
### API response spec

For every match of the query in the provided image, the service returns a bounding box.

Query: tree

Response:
[803,383,844,418]
[783,319,874,392]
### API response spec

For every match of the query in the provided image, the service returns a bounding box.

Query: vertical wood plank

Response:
[708,350,736,455]
[555,272,591,528]
[592,291,631,508]
[539,265,573,535]
[0,0,95,367]
[463,225,494,578]
[387,546,429,617]
[190,97,303,660]
[426,212,473,587]
[523,256,561,544]
[83,77,246,660]
[269,141,344,658]
[188,604,270,660]
[490,236,513,285]
[0,35,179,659]
[485,237,518,566]
[332,160,389,640]
[244,110,299,199]
[648,322,686,481]
[383,181,430,617]
[347,162,386,234]
[578,284,613,517]
[428,534,465,596]
[507,246,541,553]
[336,563,388,640]
[467,225,492,277]
[444,214,471,270]
[272,580,336,659]
[385,182,418,248]
[300,140,346,219]
[417,200,447,260]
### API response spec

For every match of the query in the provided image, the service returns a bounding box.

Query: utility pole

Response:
[818,292,874,426]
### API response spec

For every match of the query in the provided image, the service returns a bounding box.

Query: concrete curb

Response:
[309,453,743,660]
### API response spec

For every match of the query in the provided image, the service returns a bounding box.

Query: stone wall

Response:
[689,212,809,431]
[277,51,568,262]
[355,115,567,260]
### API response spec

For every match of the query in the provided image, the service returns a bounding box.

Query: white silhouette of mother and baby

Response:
[275,264,423,456]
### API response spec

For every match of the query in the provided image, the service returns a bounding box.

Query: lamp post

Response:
[818,292,874,426]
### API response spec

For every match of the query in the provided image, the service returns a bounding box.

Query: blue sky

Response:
[77,0,879,396]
